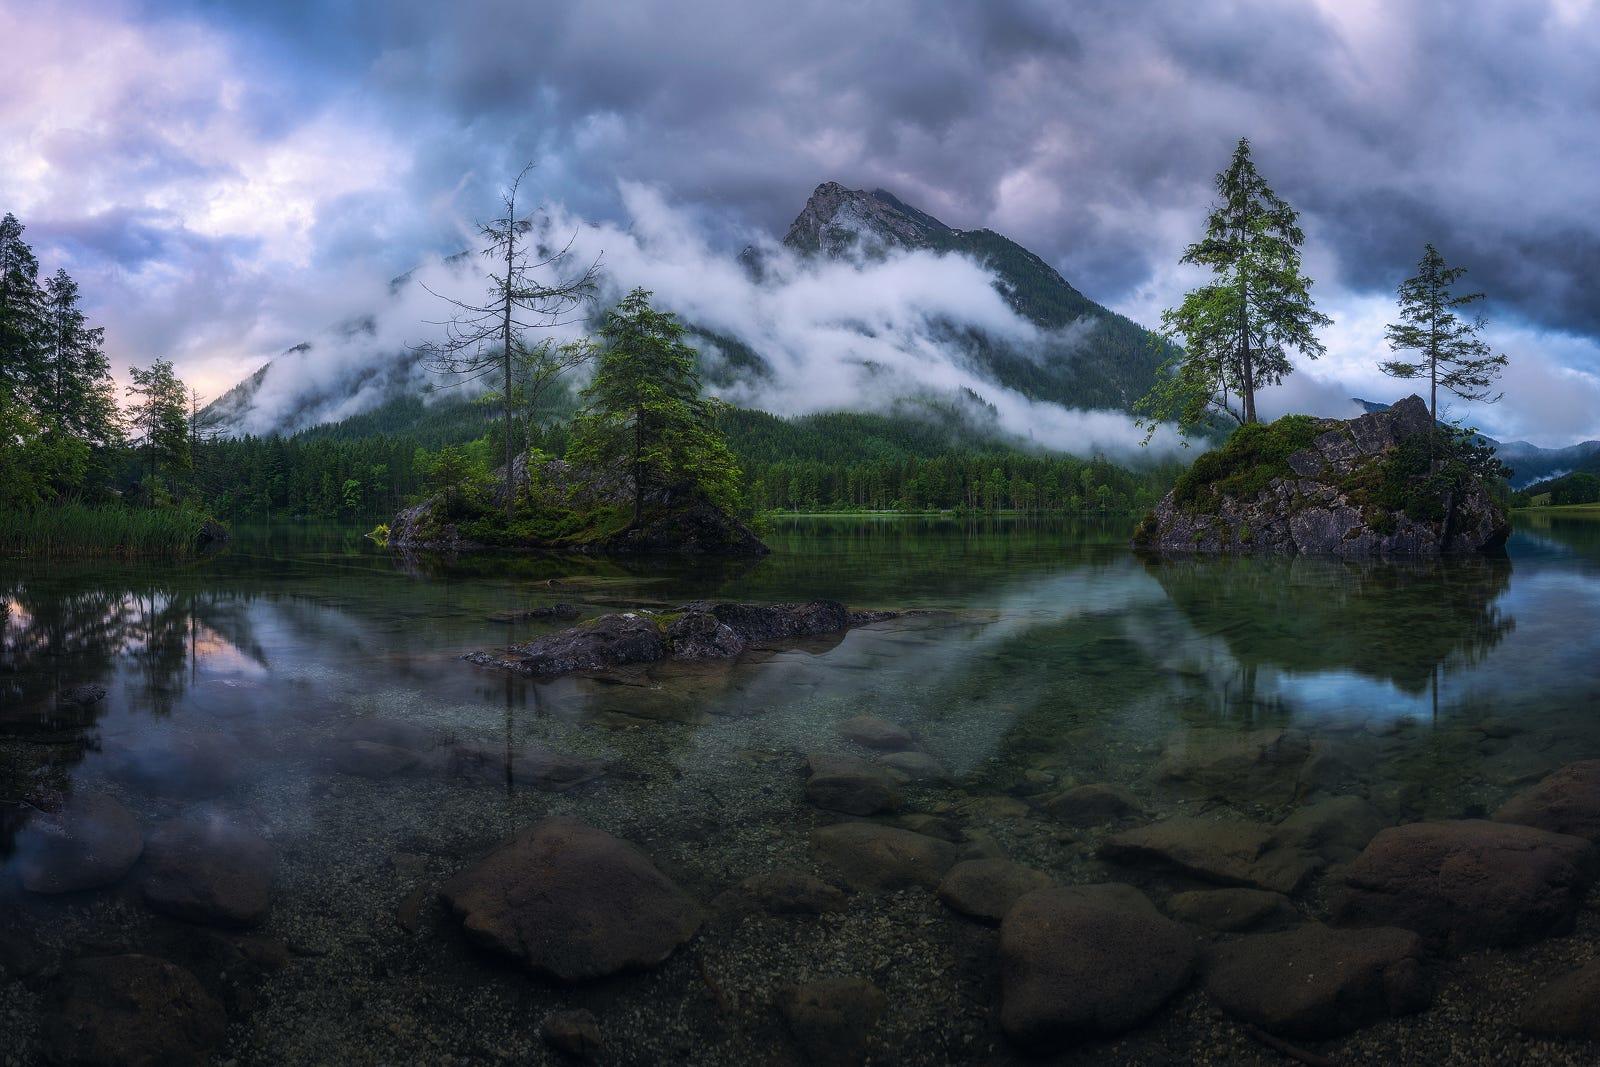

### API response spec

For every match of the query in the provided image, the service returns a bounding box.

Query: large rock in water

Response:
[41,955,227,1067]
[1135,395,1510,557]
[439,817,702,981]
[1494,760,1600,841]
[15,794,144,895]
[1331,820,1595,950]
[999,884,1196,1050]
[140,818,275,929]
[1204,923,1430,1038]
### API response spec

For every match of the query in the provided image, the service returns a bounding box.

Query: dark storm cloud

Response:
[8,0,1600,439]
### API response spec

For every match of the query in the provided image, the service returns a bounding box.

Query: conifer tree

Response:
[0,212,46,403]
[1137,138,1330,437]
[1381,244,1507,424]
[41,268,119,445]
[567,288,741,523]
[126,358,191,496]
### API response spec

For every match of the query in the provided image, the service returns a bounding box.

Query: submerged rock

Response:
[804,753,900,816]
[1494,760,1600,841]
[1204,922,1430,1038]
[1154,728,1313,804]
[877,750,950,783]
[1135,395,1510,557]
[1332,819,1595,950]
[542,1009,604,1058]
[439,817,702,981]
[999,884,1196,1051]
[488,602,581,624]
[1100,817,1322,894]
[105,729,248,799]
[810,822,960,891]
[937,858,1054,923]
[447,742,607,792]
[780,978,886,1067]
[738,869,848,915]
[1039,783,1143,827]
[332,740,418,779]
[15,794,143,895]
[1516,960,1600,1040]
[837,714,916,751]
[42,955,227,1066]
[141,818,275,929]
[1273,795,1387,862]
[1165,888,1295,933]
[466,599,890,677]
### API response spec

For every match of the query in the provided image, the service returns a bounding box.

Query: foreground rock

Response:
[1154,728,1314,804]
[1494,760,1600,841]
[938,858,1054,923]
[838,714,916,751]
[105,729,249,799]
[1332,820,1595,950]
[15,794,143,895]
[41,954,227,1066]
[1100,817,1321,894]
[447,742,607,792]
[1039,783,1142,827]
[1516,960,1600,1040]
[1000,884,1196,1051]
[780,978,886,1066]
[1205,923,1429,1038]
[804,754,900,816]
[141,819,275,929]
[810,823,960,891]
[1135,395,1510,557]
[542,1009,604,1058]
[467,600,894,677]
[1165,888,1295,933]
[738,869,848,915]
[1273,795,1387,862]
[440,817,702,981]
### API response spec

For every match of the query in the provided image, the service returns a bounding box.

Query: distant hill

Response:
[204,180,1169,442]
[1351,397,1600,488]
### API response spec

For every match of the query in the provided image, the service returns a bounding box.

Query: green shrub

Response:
[1169,414,1326,511]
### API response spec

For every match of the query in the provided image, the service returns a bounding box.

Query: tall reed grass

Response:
[0,504,219,559]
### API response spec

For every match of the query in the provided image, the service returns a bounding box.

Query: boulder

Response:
[999,884,1196,1050]
[447,742,607,792]
[1204,923,1430,1038]
[1273,795,1387,862]
[1100,817,1322,894]
[15,794,143,895]
[332,740,418,779]
[738,869,848,915]
[779,978,886,1067]
[1165,888,1295,932]
[542,1009,604,1058]
[810,823,960,891]
[41,954,227,1066]
[1494,760,1600,841]
[141,818,274,929]
[837,714,915,751]
[1154,728,1313,803]
[1135,395,1510,557]
[665,611,748,660]
[878,750,950,783]
[1516,960,1600,1040]
[804,754,900,816]
[1039,783,1142,827]
[439,817,702,981]
[1331,820,1595,950]
[105,728,248,799]
[937,858,1054,923]
[468,613,667,676]
[683,599,852,640]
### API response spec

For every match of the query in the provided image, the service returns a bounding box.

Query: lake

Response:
[4,514,1600,1064]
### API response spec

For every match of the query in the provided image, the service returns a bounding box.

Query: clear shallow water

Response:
[4,514,1600,1064]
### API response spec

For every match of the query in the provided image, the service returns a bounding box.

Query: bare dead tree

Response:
[414,163,601,520]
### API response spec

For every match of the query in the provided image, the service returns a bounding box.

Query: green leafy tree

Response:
[567,288,741,523]
[0,212,46,403]
[1137,138,1330,438]
[125,358,191,496]
[0,385,88,510]
[1381,244,1507,425]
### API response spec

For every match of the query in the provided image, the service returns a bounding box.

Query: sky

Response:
[3,0,1600,447]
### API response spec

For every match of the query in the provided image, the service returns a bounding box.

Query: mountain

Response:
[204,180,1168,438]
[1352,397,1600,487]
[771,182,1170,412]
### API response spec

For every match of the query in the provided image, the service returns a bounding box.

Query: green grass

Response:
[0,504,220,558]
[1169,414,1327,511]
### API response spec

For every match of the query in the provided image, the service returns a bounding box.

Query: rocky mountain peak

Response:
[782,181,953,257]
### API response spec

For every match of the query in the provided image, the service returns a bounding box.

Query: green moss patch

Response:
[1169,414,1327,511]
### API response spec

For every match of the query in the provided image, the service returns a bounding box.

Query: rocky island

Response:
[1135,395,1511,557]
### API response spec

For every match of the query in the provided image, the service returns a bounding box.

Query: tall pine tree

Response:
[126,358,191,498]
[41,268,119,445]
[567,289,741,523]
[0,213,46,404]
[1381,244,1507,424]
[1137,138,1330,437]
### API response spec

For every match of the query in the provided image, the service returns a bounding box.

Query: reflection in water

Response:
[3,516,1600,1063]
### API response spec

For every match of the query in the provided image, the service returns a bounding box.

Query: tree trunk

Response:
[1239,279,1256,424]
[632,405,644,526]
[502,235,516,523]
